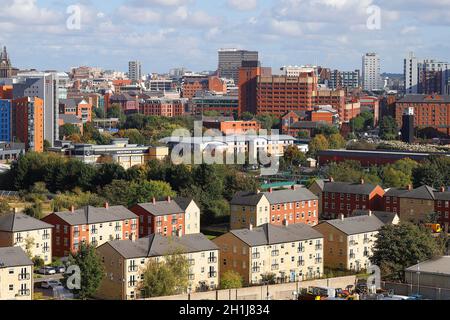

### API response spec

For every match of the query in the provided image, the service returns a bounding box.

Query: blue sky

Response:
[1,0,450,74]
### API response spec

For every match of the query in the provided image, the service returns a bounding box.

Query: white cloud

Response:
[227,0,258,11]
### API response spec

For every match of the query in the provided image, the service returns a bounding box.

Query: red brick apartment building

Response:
[320,179,385,219]
[203,119,261,134]
[12,97,44,152]
[42,204,138,257]
[182,76,227,99]
[230,186,319,229]
[395,95,450,135]
[139,98,187,117]
[130,197,200,238]
[239,63,318,116]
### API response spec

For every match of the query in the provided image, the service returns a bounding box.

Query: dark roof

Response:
[230,223,323,247]
[435,192,450,201]
[398,185,437,200]
[318,212,395,235]
[106,233,218,259]
[291,121,328,129]
[353,210,399,225]
[0,247,33,267]
[60,98,85,108]
[282,110,307,118]
[0,213,53,232]
[59,114,82,124]
[134,198,194,216]
[51,206,137,226]
[263,188,318,204]
[384,188,409,197]
[323,181,378,195]
[405,256,450,275]
[398,95,450,104]
[231,192,265,206]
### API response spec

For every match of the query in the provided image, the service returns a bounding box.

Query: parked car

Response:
[37,266,56,275]
[54,266,66,274]
[41,279,62,289]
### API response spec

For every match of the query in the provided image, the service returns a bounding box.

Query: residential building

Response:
[213,223,324,285]
[146,79,174,92]
[329,70,360,90]
[96,233,219,299]
[0,247,33,300]
[418,59,449,95]
[190,95,239,117]
[0,211,53,264]
[404,52,419,94]
[130,197,200,238]
[230,186,319,230]
[314,211,399,271]
[0,142,24,162]
[0,99,11,142]
[203,119,261,134]
[42,204,138,257]
[59,98,92,123]
[11,97,44,152]
[362,53,381,91]
[218,49,259,84]
[308,179,331,217]
[395,94,450,136]
[321,179,385,219]
[106,93,138,114]
[139,98,187,117]
[128,61,142,83]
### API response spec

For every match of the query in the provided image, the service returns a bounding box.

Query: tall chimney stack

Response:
[340,214,345,221]
[70,205,75,213]
[104,202,109,209]
[167,196,171,203]
[152,197,156,205]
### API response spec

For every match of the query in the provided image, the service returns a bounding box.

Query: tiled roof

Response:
[134,198,194,216]
[231,192,265,206]
[317,212,395,235]
[398,95,450,104]
[323,181,378,195]
[230,223,323,247]
[405,256,450,275]
[231,188,317,206]
[0,213,53,232]
[398,185,437,200]
[0,247,33,267]
[106,233,218,259]
[384,188,409,197]
[51,206,137,226]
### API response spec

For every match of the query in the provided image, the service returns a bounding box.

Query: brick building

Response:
[130,197,200,238]
[139,98,187,117]
[395,95,450,136]
[190,95,239,117]
[203,119,261,134]
[42,204,138,257]
[59,98,92,123]
[12,97,44,152]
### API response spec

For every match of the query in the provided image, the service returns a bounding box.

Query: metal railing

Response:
[18,273,30,281]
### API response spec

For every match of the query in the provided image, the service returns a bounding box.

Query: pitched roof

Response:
[263,188,318,204]
[353,210,399,225]
[398,185,437,200]
[106,233,218,259]
[405,256,450,276]
[318,213,394,235]
[230,223,323,247]
[134,198,194,216]
[59,114,82,124]
[323,181,378,195]
[0,213,53,232]
[231,191,265,206]
[435,192,450,201]
[0,247,33,267]
[384,187,409,197]
[51,206,137,226]
[398,95,450,104]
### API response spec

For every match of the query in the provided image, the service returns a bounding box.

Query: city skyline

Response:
[2,0,450,74]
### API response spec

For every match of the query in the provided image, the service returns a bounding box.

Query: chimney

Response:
[360,178,365,185]
[177,229,182,238]
[407,185,413,191]
[283,219,289,227]
[104,202,109,209]
[249,224,253,231]
[256,189,261,194]
[340,214,345,221]
[269,188,273,193]
[167,196,171,203]
[329,176,334,182]
[440,186,446,193]
[152,197,156,205]
[368,210,373,217]
[70,205,75,213]
[291,185,296,191]
[12,207,18,214]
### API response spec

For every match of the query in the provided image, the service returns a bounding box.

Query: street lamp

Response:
[416,260,421,295]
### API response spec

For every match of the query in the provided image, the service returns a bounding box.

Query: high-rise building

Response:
[362,53,381,91]
[12,97,44,152]
[418,59,449,95]
[218,49,258,84]
[13,72,59,146]
[128,61,142,83]
[329,70,360,90]
[0,99,11,142]
[404,52,419,94]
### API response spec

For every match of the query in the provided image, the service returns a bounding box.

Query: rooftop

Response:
[406,256,450,276]
[133,197,194,216]
[0,247,33,268]
[323,181,379,195]
[49,205,137,226]
[0,212,53,232]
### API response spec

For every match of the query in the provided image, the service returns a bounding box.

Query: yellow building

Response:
[0,212,53,265]
[213,223,324,286]
[314,211,399,271]
[0,247,33,300]
[398,185,437,224]
[96,233,219,300]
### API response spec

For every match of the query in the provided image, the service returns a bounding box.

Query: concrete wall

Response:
[382,281,450,300]
[145,275,356,300]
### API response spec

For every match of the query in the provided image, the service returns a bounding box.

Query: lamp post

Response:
[416,260,421,296]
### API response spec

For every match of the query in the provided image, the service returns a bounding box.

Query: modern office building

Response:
[218,49,258,84]
[190,95,239,117]
[404,52,419,94]
[362,53,381,91]
[0,99,11,142]
[12,97,44,152]
[128,61,142,83]
[418,59,449,95]
[329,70,360,90]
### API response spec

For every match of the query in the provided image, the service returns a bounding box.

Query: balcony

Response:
[128,281,137,288]
[18,273,30,281]
[315,258,323,264]
[252,252,260,259]
[363,251,369,257]
[91,229,98,235]
[349,253,356,259]
[208,271,217,278]
[208,257,217,264]
[128,265,138,272]
[114,226,122,232]
[298,260,305,267]
[349,240,358,246]
[17,289,30,297]
[188,259,195,266]
[363,238,370,244]
[131,224,137,230]
[42,234,50,240]
[315,244,323,250]
[271,250,280,257]
[73,232,80,238]
[271,264,279,271]
[252,266,261,273]
[188,274,195,280]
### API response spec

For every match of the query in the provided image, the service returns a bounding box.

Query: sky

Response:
[1,0,450,74]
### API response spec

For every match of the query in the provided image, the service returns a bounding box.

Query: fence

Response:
[382,281,450,300]
[145,275,356,301]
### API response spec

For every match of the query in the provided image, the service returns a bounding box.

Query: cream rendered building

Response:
[314,211,399,271]
[0,247,33,300]
[230,192,271,230]
[213,223,324,285]
[0,212,53,265]
[96,233,219,300]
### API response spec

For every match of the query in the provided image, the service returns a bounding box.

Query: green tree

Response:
[412,156,450,188]
[261,273,277,284]
[284,145,306,168]
[371,223,443,281]
[256,113,280,130]
[220,270,243,289]
[124,113,146,130]
[140,251,189,298]
[328,133,346,149]
[308,134,329,158]
[59,123,81,140]
[118,129,146,145]
[65,243,104,300]
[23,201,43,219]
[326,160,365,183]
[379,116,399,140]
[241,112,255,121]
[107,103,126,123]
[0,200,11,215]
